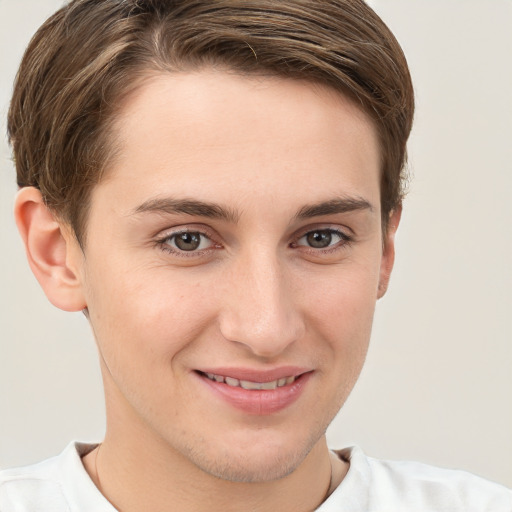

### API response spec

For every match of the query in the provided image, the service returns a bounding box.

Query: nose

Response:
[218,249,305,359]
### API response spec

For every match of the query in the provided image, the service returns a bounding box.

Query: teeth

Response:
[261,380,278,390]
[240,380,263,390]
[225,377,240,387]
[240,379,278,390]
[203,372,296,389]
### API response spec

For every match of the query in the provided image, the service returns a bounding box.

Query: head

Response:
[10,0,414,484]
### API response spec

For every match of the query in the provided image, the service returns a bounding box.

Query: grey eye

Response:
[306,230,332,248]
[297,229,345,249]
[167,232,212,252]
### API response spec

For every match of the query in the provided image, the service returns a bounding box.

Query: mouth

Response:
[200,371,297,390]
[194,368,312,415]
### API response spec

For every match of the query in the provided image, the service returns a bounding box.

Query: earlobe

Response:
[14,187,86,312]
[377,207,402,299]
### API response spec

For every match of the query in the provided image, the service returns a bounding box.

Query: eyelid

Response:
[155,223,217,241]
[293,223,352,241]
[154,224,222,256]
[291,225,353,252]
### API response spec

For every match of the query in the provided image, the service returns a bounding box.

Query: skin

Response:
[15,70,400,512]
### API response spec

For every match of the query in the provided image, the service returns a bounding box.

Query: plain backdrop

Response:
[1,0,511,488]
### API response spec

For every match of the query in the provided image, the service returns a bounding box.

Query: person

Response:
[0,0,510,510]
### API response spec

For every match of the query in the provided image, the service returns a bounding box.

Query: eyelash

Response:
[155,228,218,257]
[292,228,353,254]
[155,226,352,258]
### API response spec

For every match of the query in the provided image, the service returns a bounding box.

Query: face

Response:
[73,70,397,482]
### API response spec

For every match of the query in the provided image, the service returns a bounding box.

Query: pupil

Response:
[307,230,332,248]
[175,232,201,251]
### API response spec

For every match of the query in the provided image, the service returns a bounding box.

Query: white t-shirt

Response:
[0,442,510,511]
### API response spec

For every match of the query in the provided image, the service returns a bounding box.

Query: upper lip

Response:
[195,366,312,383]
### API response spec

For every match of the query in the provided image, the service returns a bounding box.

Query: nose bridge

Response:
[219,246,304,358]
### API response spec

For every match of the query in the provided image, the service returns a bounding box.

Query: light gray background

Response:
[1,0,511,487]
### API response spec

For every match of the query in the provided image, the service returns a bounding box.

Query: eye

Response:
[295,228,349,249]
[161,231,213,252]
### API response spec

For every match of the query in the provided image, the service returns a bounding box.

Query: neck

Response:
[83,429,346,512]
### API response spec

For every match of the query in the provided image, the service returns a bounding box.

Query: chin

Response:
[174,423,326,483]
[191,445,305,483]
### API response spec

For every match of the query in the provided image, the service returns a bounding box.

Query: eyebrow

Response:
[131,197,239,223]
[131,195,373,223]
[294,196,374,219]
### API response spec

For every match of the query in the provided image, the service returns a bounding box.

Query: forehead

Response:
[97,70,381,217]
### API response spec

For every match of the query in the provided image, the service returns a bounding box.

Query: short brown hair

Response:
[8,0,414,244]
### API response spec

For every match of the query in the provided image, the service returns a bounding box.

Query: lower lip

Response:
[195,371,312,415]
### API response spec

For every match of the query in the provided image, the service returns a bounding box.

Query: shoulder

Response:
[365,453,512,511]
[0,449,71,511]
[328,446,512,512]
[0,442,109,512]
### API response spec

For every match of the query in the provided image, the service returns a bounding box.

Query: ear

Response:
[377,207,402,299]
[14,187,86,312]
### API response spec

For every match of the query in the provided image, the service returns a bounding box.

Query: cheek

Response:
[83,265,222,423]
[301,259,380,379]
[84,261,218,372]
[305,260,380,332]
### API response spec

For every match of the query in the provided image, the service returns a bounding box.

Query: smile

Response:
[203,372,296,390]
[196,368,312,415]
